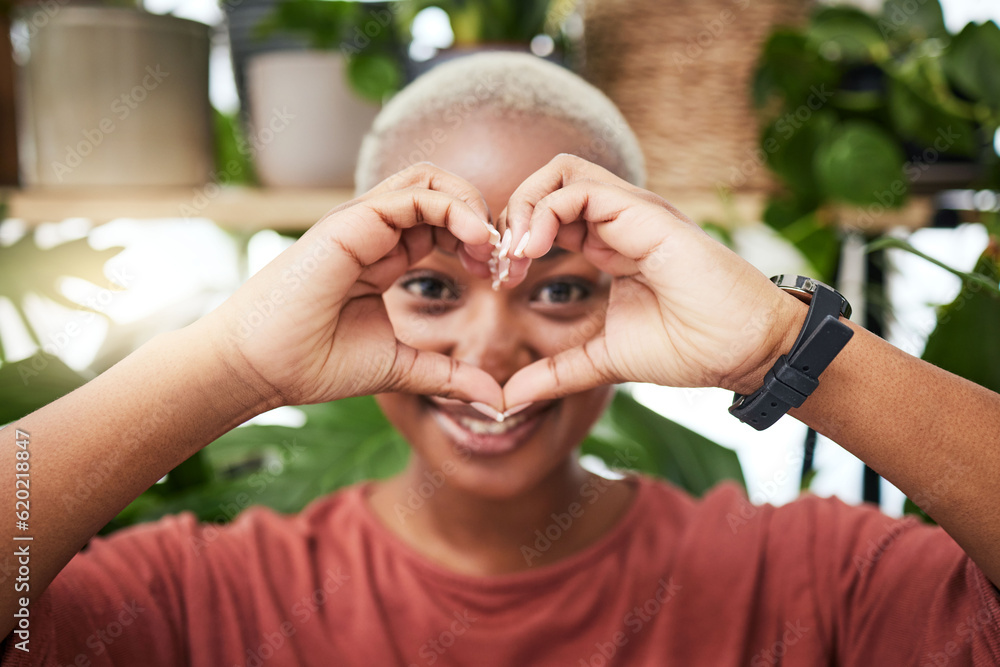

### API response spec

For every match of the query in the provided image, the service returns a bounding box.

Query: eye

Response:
[400,271,460,302]
[531,278,592,306]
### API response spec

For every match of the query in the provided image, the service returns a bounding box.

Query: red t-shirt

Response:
[4,476,999,666]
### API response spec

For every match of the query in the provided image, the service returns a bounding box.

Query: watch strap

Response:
[729,283,854,430]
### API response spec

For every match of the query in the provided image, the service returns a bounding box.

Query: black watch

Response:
[729,275,854,430]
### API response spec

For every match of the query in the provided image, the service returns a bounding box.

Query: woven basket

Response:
[583,0,811,199]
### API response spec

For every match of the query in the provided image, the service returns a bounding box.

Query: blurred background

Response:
[0,0,998,533]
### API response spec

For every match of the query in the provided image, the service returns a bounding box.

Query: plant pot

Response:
[245,50,378,188]
[15,6,212,187]
[222,0,309,116]
[583,0,810,197]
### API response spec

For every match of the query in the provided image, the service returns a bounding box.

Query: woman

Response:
[2,53,999,666]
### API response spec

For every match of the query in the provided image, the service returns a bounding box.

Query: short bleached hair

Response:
[354,52,646,193]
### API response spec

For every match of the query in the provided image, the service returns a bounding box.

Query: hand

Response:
[198,163,505,409]
[497,154,806,407]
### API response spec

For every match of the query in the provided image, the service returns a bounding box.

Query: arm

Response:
[0,163,504,640]
[0,324,274,641]
[787,313,1000,586]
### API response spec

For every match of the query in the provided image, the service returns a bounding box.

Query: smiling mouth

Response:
[423,396,557,456]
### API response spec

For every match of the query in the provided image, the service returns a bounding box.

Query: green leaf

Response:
[943,21,1000,108]
[807,6,888,62]
[347,53,403,104]
[878,0,948,46]
[814,121,907,207]
[762,200,841,282]
[0,236,125,306]
[581,390,745,496]
[256,0,359,49]
[866,236,1000,296]
[754,31,838,110]
[920,245,1000,394]
[450,4,485,44]
[903,496,935,524]
[105,397,410,530]
[0,233,123,369]
[212,108,256,186]
[762,109,837,202]
[886,74,978,156]
[0,354,89,426]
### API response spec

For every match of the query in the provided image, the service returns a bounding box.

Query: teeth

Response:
[456,411,530,435]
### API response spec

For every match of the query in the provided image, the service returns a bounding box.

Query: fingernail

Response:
[498,257,511,282]
[470,401,505,422]
[482,220,501,245]
[513,231,531,258]
[503,402,532,418]
[498,228,512,259]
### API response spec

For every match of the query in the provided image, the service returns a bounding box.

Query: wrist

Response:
[174,320,283,422]
[728,277,854,430]
[726,291,808,396]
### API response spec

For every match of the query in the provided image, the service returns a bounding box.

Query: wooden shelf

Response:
[1,186,939,233]
[2,187,357,231]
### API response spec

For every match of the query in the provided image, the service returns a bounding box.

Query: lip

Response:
[423,397,556,456]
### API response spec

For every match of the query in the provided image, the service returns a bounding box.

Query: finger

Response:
[333,188,497,269]
[359,162,496,231]
[458,244,493,279]
[504,153,648,257]
[432,226,460,255]
[501,335,621,406]
[349,226,434,298]
[384,343,504,408]
[529,180,675,266]
[497,221,587,289]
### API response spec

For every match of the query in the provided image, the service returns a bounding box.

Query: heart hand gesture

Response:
[200,164,505,410]
[495,154,803,407]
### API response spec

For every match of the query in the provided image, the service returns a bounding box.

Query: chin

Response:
[375,387,614,500]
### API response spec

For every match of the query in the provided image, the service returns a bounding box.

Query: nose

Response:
[448,291,534,386]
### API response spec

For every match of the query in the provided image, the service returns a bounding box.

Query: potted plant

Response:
[751,0,1000,281]
[752,0,1000,510]
[12,2,213,187]
[400,0,574,75]
[238,0,405,187]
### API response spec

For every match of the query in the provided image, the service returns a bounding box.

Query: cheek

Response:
[374,393,423,446]
[535,306,608,357]
[561,385,614,442]
[382,293,442,348]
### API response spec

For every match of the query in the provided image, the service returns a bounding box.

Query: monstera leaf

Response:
[0,234,124,354]
[0,233,124,424]
[582,390,745,497]
[898,240,1000,523]
[920,244,1000,394]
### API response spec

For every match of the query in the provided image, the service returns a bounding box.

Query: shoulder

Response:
[58,484,371,594]
[633,475,962,568]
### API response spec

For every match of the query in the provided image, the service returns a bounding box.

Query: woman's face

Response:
[376,114,616,499]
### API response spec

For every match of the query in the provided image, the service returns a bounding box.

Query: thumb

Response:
[502,336,619,406]
[384,343,504,408]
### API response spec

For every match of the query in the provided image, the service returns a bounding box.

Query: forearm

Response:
[0,321,276,637]
[790,319,1000,585]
